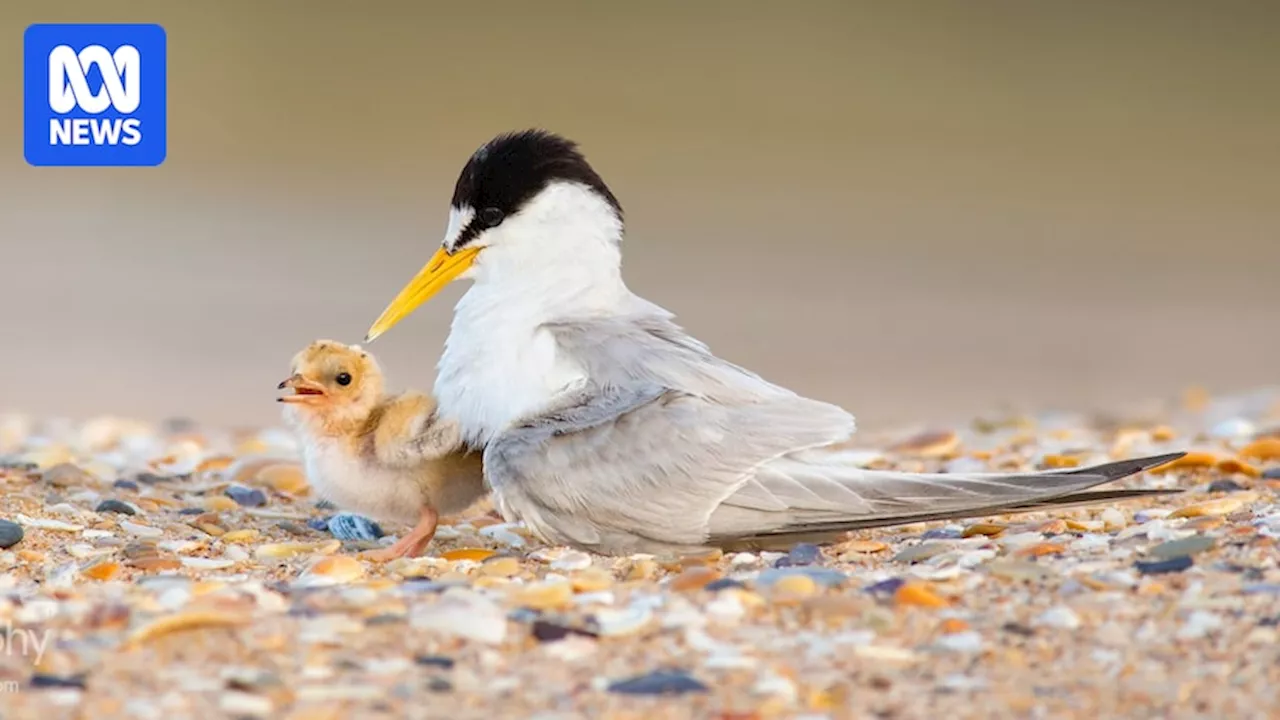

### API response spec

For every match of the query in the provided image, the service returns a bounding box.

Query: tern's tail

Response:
[709,451,1186,550]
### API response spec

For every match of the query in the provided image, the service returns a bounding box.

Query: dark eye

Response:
[335,372,352,386]
[479,207,504,228]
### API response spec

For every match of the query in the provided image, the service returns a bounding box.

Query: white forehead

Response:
[443,205,475,250]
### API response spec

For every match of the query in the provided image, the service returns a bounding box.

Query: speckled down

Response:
[0,387,1278,718]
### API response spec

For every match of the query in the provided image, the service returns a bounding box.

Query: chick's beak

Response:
[277,374,327,403]
[365,245,481,342]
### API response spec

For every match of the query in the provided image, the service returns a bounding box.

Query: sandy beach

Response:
[1,387,1277,718]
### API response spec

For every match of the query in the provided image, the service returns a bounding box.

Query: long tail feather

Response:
[711,452,1186,548]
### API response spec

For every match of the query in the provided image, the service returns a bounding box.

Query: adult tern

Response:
[365,129,1182,554]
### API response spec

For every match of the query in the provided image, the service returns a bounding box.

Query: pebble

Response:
[1177,611,1224,640]
[1002,622,1035,637]
[892,543,951,563]
[479,524,526,547]
[756,567,847,588]
[933,631,984,653]
[592,605,652,637]
[531,620,596,642]
[1207,479,1247,493]
[411,589,507,645]
[1035,606,1082,630]
[607,669,709,696]
[1135,556,1194,575]
[771,573,818,597]
[774,543,822,567]
[0,519,23,548]
[413,655,456,669]
[112,479,140,491]
[1210,417,1255,439]
[94,499,137,515]
[42,463,96,487]
[548,550,592,571]
[865,577,907,595]
[120,521,163,538]
[225,485,268,508]
[327,513,384,541]
[1099,507,1127,530]
[29,673,88,690]
[1148,535,1216,559]
[704,578,747,592]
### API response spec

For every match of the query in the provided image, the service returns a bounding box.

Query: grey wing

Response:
[491,311,1180,553]
[484,381,854,553]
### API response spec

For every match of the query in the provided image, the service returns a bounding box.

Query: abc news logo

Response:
[24,24,167,167]
[48,44,143,146]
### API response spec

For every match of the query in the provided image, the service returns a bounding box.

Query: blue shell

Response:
[327,513,384,541]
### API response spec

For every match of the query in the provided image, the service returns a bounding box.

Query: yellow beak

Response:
[365,246,481,342]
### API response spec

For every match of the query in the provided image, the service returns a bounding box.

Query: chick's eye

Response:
[479,207,504,228]
[335,372,352,386]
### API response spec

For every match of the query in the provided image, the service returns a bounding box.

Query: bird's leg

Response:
[361,506,440,562]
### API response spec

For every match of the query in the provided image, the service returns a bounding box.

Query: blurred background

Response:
[1,1,1276,431]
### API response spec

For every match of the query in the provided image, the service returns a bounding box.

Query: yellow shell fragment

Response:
[842,540,889,553]
[894,583,949,609]
[1150,452,1218,473]
[254,540,339,561]
[889,430,960,458]
[569,567,614,592]
[1170,494,1258,518]
[255,463,310,495]
[508,581,573,610]
[962,523,1007,538]
[220,529,260,543]
[203,496,240,512]
[125,610,251,648]
[1240,437,1280,461]
[83,561,122,581]
[441,548,496,562]
[478,557,522,578]
[303,556,366,584]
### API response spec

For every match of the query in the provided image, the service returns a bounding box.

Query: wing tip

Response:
[1073,451,1187,481]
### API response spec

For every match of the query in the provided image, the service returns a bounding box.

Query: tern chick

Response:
[278,340,484,561]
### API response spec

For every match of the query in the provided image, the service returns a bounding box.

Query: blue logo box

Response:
[24,23,167,167]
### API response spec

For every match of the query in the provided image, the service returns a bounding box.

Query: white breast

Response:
[300,435,425,525]
[434,302,586,447]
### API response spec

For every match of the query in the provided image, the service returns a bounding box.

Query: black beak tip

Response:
[276,380,287,389]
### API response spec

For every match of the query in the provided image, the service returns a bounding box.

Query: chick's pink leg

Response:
[362,507,439,562]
